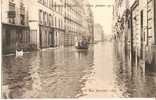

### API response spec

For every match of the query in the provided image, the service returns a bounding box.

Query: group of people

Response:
[76,39,89,49]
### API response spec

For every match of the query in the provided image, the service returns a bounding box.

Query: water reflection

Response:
[2,54,33,98]
[2,42,156,98]
[2,47,94,98]
[114,42,156,97]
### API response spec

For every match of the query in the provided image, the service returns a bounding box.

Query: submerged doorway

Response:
[49,31,55,47]
[140,10,144,59]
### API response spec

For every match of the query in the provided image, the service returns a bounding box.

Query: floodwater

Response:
[2,41,156,98]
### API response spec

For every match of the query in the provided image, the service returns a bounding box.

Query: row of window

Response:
[8,2,26,25]
[65,2,81,16]
[39,10,63,29]
[38,0,63,15]
[65,7,81,24]
[38,0,86,28]
[65,20,82,33]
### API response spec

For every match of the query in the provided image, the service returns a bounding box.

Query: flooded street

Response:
[2,42,156,98]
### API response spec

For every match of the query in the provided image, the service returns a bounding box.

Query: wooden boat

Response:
[75,40,89,49]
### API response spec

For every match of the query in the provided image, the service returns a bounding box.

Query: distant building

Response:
[64,0,94,46]
[82,0,94,43]
[94,24,104,42]
[2,0,30,54]
[64,0,82,46]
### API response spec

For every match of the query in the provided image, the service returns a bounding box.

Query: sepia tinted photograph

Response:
[1,0,156,99]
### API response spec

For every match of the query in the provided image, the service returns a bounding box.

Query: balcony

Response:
[8,11,16,18]
[20,2,25,15]
[8,2,16,18]
[8,18,15,24]
[20,15,25,25]
[20,7,25,15]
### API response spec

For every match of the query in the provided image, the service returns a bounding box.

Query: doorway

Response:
[49,30,55,47]
[140,10,144,59]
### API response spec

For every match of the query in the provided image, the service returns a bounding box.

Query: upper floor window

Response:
[20,14,25,25]
[43,12,46,25]
[8,2,16,24]
[43,0,48,6]
[49,0,52,8]
[20,2,25,13]
[39,10,43,24]
[42,0,44,4]
[20,2,25,25]
[55,17,57,27]
[51,0,53,8]
[58,19,60,28]
[45,12,48,25]
[47,14,50,26]
[9,2,15,12]
[52,15,54,26]
[54,2,56,11]
[49,14,52,26]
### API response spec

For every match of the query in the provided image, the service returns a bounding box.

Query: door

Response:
[16,29,23,49]
[140,10,144,59]
[6,29,11,50]
[50,29,55,47]
[49,32,54,47]
[39,27,42,48]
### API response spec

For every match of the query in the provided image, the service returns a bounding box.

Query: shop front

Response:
[2,24,30,54]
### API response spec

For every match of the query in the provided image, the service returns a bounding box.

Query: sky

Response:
[88,0,114,35]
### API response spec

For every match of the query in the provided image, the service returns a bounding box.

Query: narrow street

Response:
[2,42,156,98]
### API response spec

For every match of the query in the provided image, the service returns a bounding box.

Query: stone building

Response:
[82,0,94,44]
[113,0,156,68]
[2,0,30,54]
[64,0,82,46]
[94,24,104,42]
[142,0,156,66]
[130,0,156,66]
[88,9,94,43]
[2,0,94,54]
[28,0,65,49]
[64,0,94,46]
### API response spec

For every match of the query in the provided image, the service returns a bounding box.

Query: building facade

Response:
[94,24,104,42]
[64,0,82,46]
[28,0,65,49]
[2,0,94,54]
[2,0,30,54]
[82,0,94,44]
[113,0,156,68]
[64,0,94,46]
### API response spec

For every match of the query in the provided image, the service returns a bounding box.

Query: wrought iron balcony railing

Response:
[8,11,16,18]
